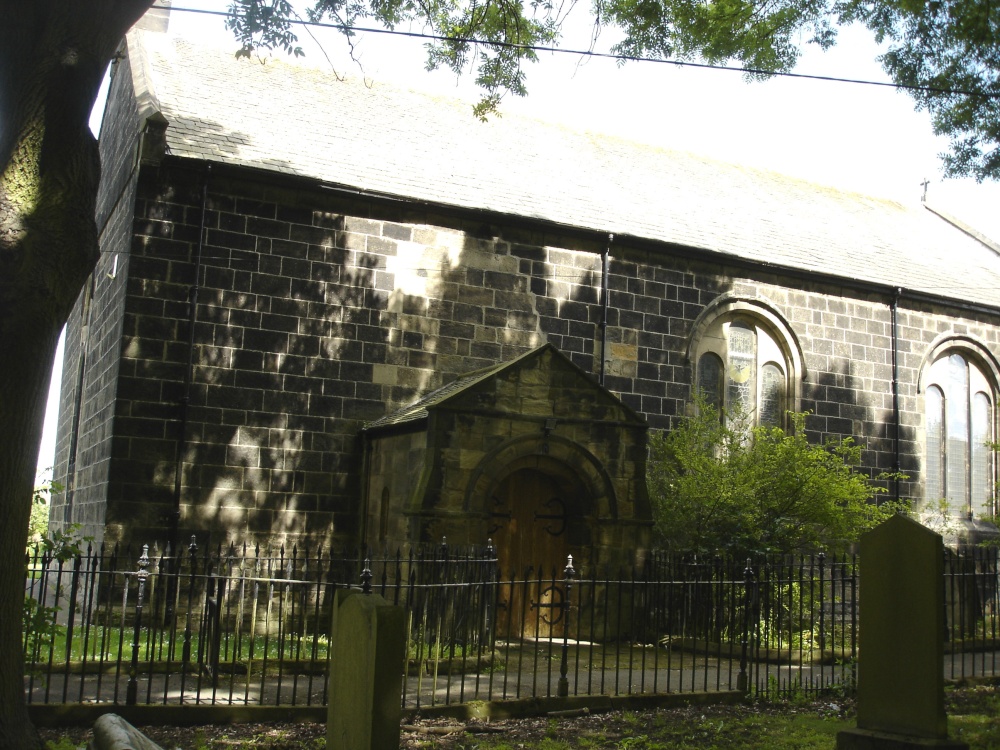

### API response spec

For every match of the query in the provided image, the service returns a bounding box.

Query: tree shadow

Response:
[102,165,388,551]
[801,349,911,502]
[61,111,918,556]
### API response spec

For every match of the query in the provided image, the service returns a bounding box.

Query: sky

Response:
[35,1,1000,477]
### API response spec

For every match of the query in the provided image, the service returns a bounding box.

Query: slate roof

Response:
[123,29,1000,310]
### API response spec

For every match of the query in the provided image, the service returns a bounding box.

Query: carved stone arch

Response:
[917,333,1000,394]
[686,293,806,411]
[463,434,618,521]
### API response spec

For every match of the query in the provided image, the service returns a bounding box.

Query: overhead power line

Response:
[161,4,996,99]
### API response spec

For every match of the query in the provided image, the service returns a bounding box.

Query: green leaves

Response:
[227,0,306,57]
[648,403,904,557]
[418,0,560,117]
[231,0,560,118]
[596,0,830,77]
[853,0,1000,181]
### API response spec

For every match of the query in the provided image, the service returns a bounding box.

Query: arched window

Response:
[924,351,995,518]
[695,315,789,427]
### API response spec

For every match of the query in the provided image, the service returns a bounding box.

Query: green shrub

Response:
[648,403,905,557]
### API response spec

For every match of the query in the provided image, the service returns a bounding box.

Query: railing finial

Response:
[361,557,372,594]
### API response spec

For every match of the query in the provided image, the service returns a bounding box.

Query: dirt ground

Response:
[38,697,851,749]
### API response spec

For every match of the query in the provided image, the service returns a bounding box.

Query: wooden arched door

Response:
[491,468,572,639]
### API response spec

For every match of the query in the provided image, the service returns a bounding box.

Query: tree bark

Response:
[0,1,153,746]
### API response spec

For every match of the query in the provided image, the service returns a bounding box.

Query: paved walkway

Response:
[28,644,990,710]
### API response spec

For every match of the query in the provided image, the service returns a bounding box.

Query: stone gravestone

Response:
[327,590,407,750]
[837,514,968,749]
[88,713,166,750]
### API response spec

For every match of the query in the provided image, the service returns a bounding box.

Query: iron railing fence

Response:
[943,545,1000,682]
[22,541,1000,710]
[23,537,496,708]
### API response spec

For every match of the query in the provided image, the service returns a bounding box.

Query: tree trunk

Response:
[0,1,153,746]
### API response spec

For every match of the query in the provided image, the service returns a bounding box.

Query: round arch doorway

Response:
[488,459,590,639]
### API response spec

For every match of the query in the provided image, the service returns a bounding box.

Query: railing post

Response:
[181,536,197,667]
[361,558,372,595]
[483,539,496,644]
[163,539,178,628]
[817,552,826,652]
[202,574,224,689]
[126,545,150,706]
[558,554,575,698]
[737,558,755,695]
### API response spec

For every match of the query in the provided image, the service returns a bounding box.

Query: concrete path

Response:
[26,646,1000,711]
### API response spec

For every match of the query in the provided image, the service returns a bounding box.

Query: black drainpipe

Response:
[891,288,902,503]
[600,234,613,387]
[170,164,210,553]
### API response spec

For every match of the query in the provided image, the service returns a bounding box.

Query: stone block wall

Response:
[50,46,144,545]
[55,157,1000,549]
[364,428,428,550]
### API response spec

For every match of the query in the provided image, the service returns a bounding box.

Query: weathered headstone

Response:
[837,514,968,749]
[326,590,407,750]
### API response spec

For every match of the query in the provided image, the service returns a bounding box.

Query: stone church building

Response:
[52,14,1000,573]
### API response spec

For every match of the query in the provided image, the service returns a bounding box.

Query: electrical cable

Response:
[159,4,999,99]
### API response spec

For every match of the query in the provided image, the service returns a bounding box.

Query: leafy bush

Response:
[28,472,62,556]
[648,404,904,557]
[24,525,92,668]
[23,596,61,655]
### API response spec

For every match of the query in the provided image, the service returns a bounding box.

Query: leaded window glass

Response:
[760,363,785,427]
[698,353,723,413]
[926,385,944,504]
[925,351,996,518]
[972,392,993,516]
[727,322,755,416]
[945,354,970,517]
